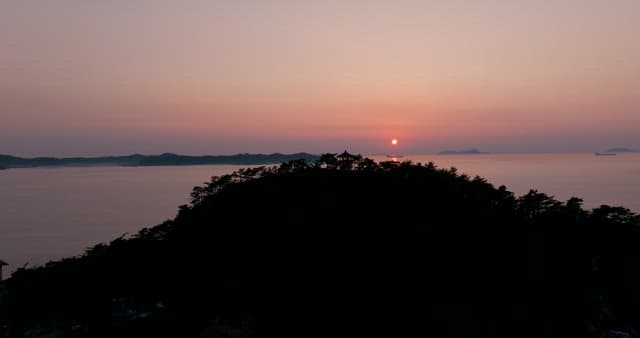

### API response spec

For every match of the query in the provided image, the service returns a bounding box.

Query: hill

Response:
[1,154,639,338]
[606,147,638,153]
[0,153,319,169]
[438,148,488,155]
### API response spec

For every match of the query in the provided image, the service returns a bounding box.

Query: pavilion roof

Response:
[337,150,358,159]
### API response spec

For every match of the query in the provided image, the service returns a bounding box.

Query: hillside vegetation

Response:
[1,154,639,338]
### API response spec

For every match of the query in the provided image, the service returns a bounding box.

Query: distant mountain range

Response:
[438,148,488,155]
[0,153,319,169]
[605,147,638,153]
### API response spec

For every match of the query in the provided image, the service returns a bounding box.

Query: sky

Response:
[1,0,639,156]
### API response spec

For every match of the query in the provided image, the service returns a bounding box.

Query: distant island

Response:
[438,148,488,155]
[0,152,319,169]
[606,147,638,153]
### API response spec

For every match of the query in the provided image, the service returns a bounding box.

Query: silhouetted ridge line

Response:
[0,152,319,169]
[605,147,638,153]
[2,153,639,338]
[438,148,488,155]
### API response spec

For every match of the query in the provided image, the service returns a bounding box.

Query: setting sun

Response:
[391,139,398,146]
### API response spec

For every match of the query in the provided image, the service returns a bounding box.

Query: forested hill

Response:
[0,152,319,169]
[2,154,640,338]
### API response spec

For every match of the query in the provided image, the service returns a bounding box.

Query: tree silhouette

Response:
[1,155,640,338]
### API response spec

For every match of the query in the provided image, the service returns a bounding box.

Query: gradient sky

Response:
[1,1,639,156]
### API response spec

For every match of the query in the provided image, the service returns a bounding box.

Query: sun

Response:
[391,138,398,146]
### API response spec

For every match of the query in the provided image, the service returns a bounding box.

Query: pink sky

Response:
[1,1,639,156]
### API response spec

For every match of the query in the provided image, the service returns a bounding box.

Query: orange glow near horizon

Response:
[2,2,640,155]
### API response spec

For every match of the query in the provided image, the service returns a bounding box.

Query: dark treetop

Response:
[1,154,639,338]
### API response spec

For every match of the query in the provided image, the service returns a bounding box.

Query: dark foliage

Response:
[1,155,639,338]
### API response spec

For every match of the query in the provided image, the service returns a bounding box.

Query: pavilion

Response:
[336,150,360,162]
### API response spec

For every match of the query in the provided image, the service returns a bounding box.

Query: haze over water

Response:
[1,153,639,274]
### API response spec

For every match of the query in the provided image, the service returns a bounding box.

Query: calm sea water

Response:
[1,153,639,274]
[0,165,246,274]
